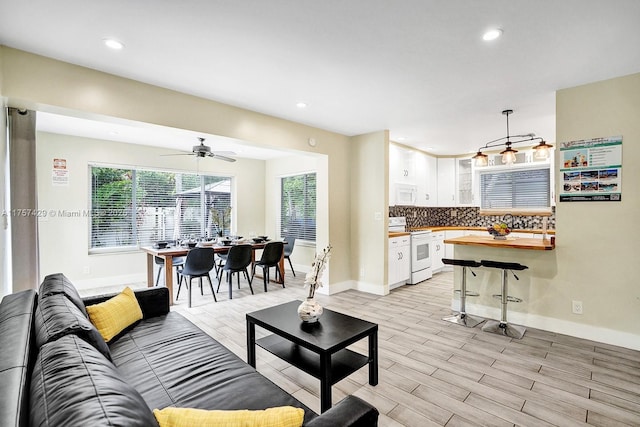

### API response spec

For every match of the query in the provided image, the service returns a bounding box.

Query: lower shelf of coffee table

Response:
[255,334,369,385]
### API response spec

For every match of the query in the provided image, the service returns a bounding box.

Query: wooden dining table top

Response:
[140,240,281,257]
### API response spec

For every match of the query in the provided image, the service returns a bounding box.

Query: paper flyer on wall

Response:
[559,136,622,202]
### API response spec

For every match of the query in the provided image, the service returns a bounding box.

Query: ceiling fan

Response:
[164,137,237,162]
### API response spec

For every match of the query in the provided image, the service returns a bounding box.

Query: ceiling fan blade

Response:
[160,152,194,156]
[208,152,236,162]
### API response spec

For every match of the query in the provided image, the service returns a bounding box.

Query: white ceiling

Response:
[2,1,640,157]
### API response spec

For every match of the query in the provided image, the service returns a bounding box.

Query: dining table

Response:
[140,241,286,305]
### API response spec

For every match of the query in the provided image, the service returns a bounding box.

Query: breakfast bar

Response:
[443,234,555,250]
[443,233,557,337]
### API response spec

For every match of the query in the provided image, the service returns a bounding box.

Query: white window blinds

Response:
[280,173,316,242]
[480,167,550,209]
[90,166,232,249]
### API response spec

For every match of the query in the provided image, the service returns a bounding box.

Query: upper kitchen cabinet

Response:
[437,156,477,207]
[390,143,437,206]
[415,151,437,207]
[456,157,475,206]
[437,157,456,206]
[389,144,416,183]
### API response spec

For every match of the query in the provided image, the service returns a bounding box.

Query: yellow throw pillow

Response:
[153,406,304,427]
[86,287,143,342]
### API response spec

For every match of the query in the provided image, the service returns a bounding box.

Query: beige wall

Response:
[350,131,389,295]
[0,97,7,297]
[36,132,266,289]
[0,46,356,291]
[555,72,640,346]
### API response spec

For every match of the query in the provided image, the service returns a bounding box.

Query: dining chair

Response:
[252,241,285,292]
[154,255,185,287]
[176,247,216,308]
[283,238,296,277]
[216,244,253,300]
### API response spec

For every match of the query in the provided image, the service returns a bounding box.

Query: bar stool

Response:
[442,258,484,328]
[480,259,528,339]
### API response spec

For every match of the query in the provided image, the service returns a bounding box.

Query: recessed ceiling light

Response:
[103,38,124,50]
[396,137,406,141]
[296,102,307,109]
[482,29,503,41]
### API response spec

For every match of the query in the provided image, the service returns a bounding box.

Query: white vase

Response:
[297,298,323,323]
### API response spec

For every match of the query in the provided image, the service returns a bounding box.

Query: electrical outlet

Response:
[83,266,90,275]
[451,210,457,218]
[572,300,583,315]
[359,267,365,278]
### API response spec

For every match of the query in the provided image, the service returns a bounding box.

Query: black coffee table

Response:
[246,300,378,412]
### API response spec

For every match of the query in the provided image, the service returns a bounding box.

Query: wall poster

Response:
[559,136,622,202]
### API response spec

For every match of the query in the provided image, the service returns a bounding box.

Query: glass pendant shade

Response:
[472,151,488,167]
[533,140,553,159]
[500,145,517,165]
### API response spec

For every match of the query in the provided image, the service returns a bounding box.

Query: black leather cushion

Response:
[38,273,88,317]
[30,334,159,427]
[0,290,37,427]
[110,312,316,424]
[34,292,112,361]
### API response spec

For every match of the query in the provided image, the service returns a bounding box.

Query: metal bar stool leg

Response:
[442,259,484,328]
[481,260,527,339]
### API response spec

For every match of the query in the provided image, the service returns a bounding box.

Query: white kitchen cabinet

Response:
[437,157,456,206]
[415,151,438,206]
[456,157,475,206]
[431,231,445,273]
[389,144,415,183]
[388,236,411,289]
[389,144,419,206]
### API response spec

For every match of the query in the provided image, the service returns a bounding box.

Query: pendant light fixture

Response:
[472,109,552,166]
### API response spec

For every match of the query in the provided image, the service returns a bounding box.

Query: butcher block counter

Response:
[444,234,555,250]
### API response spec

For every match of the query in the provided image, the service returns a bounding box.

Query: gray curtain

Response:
[7,108,39,292]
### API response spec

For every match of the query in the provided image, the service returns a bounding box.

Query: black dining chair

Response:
[154,255,185,287]
[252,241,284,292]
[283,238,296,277]
[217,244,253,300]
[176,247,216,308]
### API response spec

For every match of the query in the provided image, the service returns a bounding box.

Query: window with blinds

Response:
[480,167,550,209]
[280,173,316,242]
[90,166,232,249]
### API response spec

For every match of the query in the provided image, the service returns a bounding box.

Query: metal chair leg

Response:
[443,265,484,328]
[482,269,526,339]
[155,265,163,286]
[206,274,217,302]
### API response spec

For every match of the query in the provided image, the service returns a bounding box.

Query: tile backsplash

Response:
[389,206,556,231]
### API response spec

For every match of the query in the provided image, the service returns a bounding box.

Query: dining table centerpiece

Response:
[297,245,332,323]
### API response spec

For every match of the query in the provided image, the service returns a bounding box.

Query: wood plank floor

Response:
[95,270,640,426]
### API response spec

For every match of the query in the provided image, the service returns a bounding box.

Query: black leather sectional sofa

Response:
[0,273,378,426]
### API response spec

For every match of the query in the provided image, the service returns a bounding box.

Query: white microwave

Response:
[395,183,417,205]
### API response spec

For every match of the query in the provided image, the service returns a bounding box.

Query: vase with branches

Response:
[298,245,331,322]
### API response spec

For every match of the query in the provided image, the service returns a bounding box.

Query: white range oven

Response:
[408,229,432,284]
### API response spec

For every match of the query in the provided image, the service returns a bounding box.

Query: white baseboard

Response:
[317,280,353,295]
[452,300,640,351]
[72,273,147,291]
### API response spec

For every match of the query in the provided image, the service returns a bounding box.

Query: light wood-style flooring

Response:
[96,269,640,426]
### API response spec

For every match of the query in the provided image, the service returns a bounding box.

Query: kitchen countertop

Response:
[444,234,555,250]
[388,232,411,238]
[410,226,555,235]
